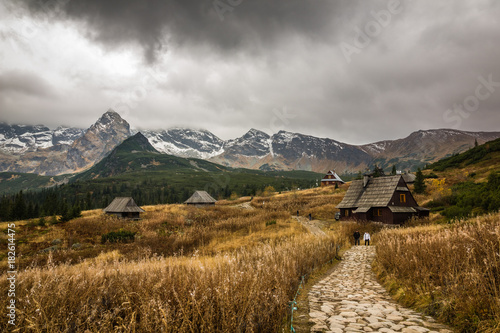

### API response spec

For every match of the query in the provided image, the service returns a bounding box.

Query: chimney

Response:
[363,174,371,188]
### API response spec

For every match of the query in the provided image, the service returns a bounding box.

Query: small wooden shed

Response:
[184,191,216,207]
[103,197,145,219]
[321,170,345,187]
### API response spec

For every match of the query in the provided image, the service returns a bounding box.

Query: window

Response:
[374,209,382,216]
[400,194,406,203]
[345,210,349,217]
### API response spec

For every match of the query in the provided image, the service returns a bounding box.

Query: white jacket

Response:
[363,233,371,241]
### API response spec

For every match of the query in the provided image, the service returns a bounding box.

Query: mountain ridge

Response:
[1,111,499,175]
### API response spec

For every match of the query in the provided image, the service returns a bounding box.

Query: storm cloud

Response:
[1,0,500,143]
[13,0,361,63]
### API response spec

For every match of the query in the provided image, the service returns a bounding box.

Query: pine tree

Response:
[12,191,27,220]
[414,168,427,194]
[391,165,397,175]
[372,165,385,178]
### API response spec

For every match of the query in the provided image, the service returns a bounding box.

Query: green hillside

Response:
[427,137,500,171]
[0,172,68,195]
[424,137,500,220]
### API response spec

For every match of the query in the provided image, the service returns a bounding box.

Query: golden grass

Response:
[251,186,345,220]
[0,186,352,332]
[375,212,500,332]
[0,232,341,332]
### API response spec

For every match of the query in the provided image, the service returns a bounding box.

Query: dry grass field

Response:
[374,212,500,332]
[0,186,352,332]
[2,180,499,332]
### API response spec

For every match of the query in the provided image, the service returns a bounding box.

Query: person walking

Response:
[353,231,360,245]
[363,232,371,246]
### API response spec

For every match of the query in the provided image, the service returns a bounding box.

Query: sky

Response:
[0,0,499,145]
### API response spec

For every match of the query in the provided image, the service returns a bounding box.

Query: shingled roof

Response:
[184,191,216,204]
[103,197,145,213]
[336,175,403,209]
[321,170,345,183]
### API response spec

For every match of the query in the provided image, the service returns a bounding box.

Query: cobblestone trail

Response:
[308,246,453,333]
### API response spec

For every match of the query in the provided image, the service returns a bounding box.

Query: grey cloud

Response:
[11,0,364,63]
[2,0,500,145]
[0,70,56,97]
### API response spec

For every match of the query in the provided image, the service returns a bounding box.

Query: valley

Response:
[0,112,499,333]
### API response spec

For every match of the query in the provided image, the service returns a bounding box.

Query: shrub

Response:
[37,217,46,227]
[266,220,277,226]
[101,230,136,244]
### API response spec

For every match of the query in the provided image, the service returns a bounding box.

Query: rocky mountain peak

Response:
[65,110,131,171]
[244,128,270,139]
[89,109,130,134]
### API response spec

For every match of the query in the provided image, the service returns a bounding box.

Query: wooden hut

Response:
[336,175,429,224]
[103,197,145,219]
[320,170,345,187]
[184,191,216,207]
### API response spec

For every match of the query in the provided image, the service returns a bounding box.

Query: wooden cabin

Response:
[320,170,345,187]
[103,197,145,219]
[336,175,429,224]
[184,191,216,207]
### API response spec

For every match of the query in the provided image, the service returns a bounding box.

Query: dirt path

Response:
[293,216,327,236]
[237,201,254,210]
[308,246,453,333]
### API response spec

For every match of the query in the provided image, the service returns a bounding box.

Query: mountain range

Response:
[1,110,499,176]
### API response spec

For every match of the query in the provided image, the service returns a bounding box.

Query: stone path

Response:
[308,246,453,333]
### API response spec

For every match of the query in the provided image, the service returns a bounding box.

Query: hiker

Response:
[308,213,312,221]
[297,210,299,217]
[353,230,360,245]
[364,232,371,246]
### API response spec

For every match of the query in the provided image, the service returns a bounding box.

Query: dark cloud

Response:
[12,0,363,63]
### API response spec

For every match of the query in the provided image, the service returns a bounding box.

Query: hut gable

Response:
[320,170,345,186]
[184,191,216,206]
[103,197,145,219]
[336,175,428,224]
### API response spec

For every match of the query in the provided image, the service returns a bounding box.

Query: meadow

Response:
[2,179,499,332]
[374,213,500,332]
[0,187,351,332]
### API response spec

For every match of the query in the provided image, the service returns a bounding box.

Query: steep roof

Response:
[336,175,403,209]
[402,173,416,183]
[321,170,345,183]
[103,197,145,213]
[184,191,217,204]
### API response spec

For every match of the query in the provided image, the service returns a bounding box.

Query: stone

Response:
[386,315,404,321]
[307,247,452,333]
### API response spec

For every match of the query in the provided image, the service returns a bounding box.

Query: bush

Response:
[265,220,277,227]
[425,172,439,179]
[101,230,136,244]
[37,217,46,227]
